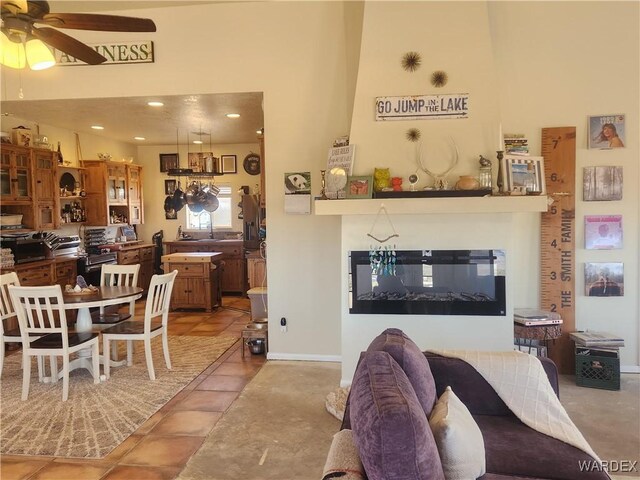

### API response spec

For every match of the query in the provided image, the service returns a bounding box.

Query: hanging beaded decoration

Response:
[367,205,399,276]
[369,244,397,276]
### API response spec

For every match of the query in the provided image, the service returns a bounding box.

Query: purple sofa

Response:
[339,328,608,480]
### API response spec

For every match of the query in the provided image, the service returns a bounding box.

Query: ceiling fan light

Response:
[0,30,26,69]
[25,37,55,70]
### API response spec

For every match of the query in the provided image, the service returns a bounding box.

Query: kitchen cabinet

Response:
[0,144,32,204]
[81,161,145,226]
[55,258,77,288]
[247,255,267,289]
[165,240,245,294]
[34,149,59,230]
[127,165,143,225]
[13,261,55,286]
[117,243,154,291]
[161,252,223,311]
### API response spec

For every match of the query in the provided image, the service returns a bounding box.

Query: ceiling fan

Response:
[0,0,156,67]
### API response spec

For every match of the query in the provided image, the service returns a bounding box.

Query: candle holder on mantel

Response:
[320,169,328,200]
[496,150,504,193]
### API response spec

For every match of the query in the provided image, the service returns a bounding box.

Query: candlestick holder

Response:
[320,169,328,200]
[496,150,504,193]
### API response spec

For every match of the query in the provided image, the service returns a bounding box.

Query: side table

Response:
[514,323,562,357]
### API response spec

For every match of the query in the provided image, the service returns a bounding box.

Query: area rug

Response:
[325,386,350,421]
[0,334,238,459]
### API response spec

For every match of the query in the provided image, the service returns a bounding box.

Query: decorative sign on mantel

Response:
[375,94,469,121]
[55,41,155,66]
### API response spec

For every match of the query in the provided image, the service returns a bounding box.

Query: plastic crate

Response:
[575,347,620,391]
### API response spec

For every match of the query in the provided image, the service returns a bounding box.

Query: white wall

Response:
[1,1,637,375]
[489,1,639,370]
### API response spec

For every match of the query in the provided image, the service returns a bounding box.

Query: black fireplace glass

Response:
[349,250,506,316]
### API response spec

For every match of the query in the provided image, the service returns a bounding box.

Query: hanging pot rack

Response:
[167,127,224,178]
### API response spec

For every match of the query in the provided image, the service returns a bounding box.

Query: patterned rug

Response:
[0,334,238,458]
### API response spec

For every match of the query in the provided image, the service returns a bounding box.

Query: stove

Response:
[78,228,118,284]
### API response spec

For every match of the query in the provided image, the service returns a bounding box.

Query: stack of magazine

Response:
[570,331,624,349]
[514,308,563,326]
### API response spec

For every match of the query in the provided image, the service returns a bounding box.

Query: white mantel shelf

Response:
[314,195,549,215]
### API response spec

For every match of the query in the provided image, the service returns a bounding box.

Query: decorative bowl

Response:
[97,153,112,161]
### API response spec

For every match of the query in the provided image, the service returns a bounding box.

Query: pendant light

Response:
[0,29,26,69]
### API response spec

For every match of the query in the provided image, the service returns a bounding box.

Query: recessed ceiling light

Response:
[147,101,164,107]
[193,140,203,144]
[226,113,240,118]
[91,125,104,130]
[134,136,146,141]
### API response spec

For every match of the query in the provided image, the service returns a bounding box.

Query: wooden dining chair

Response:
[93,264,141,324]
[8,284,100,401]
[0,272,46,380]
[102,270,177,381]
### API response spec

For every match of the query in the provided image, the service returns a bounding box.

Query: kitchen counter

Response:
[117,242,154,251]
[161,252,224,311]
[163,241,246,294]
[163,239,242,246]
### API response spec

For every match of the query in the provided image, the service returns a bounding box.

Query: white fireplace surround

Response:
[316,196,548,386]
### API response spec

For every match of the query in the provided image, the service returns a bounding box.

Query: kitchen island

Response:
[163,240,245,294]
[161,252,224,311]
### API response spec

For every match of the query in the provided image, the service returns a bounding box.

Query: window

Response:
[186,184,232,230]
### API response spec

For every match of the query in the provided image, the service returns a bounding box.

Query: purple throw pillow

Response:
[367,328,437,416]
[350,351,445,480]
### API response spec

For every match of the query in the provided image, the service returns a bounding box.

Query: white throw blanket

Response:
[427,350,602,464]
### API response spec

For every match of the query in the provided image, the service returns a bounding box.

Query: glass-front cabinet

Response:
[107,164,127,204]
[0,145,32,203]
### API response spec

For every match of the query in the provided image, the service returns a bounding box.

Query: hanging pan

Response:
[164,195,175,213]
[172,181,186,211]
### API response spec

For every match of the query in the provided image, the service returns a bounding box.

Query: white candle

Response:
[498,123,504,151]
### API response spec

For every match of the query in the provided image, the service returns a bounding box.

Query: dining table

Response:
[55,285,144,380]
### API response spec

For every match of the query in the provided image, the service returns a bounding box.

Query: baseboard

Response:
[621,365,640,373]
[266,352,342,363]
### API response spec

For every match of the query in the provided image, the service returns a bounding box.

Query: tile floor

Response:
[1,296,266,480]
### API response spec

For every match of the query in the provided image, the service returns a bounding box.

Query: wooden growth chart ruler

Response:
[540,127,576,374]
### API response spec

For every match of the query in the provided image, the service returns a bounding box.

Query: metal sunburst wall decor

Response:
[401,51,422,72]
[431,70,448,87]
[406,128,421,142]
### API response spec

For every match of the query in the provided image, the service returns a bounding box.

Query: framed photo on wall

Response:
[159,153,179,172]
[588,114,625,149]
[221,155,237,174]
[501,155,545,195]
[164,179,177,195]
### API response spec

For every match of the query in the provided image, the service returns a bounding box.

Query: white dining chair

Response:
[102,270,178,381]
[95,263,141,322]
[8,284,100,401]
[0,272,46,380]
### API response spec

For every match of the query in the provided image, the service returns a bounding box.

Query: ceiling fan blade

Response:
[32,27,107,65]
[39,13,156,32]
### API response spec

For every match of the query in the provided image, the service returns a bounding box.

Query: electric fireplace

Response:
[349,249,506,315]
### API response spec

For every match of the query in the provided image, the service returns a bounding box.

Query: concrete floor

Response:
[178,365,639,480]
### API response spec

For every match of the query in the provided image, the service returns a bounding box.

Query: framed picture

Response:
[585,262,624,297]
[583,166,623,201]
[222,155,237,174]
[585,215,622,250]
[164,179,177,195]
[284,171,311,194]
[501,155,545,195]
[165,209,177,220]
[346,175,373,199]
[159,153,179,172]
[588,114,625,149]
[188,152,204,173]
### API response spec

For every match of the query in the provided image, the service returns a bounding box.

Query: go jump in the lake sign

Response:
[375,94,469,121]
